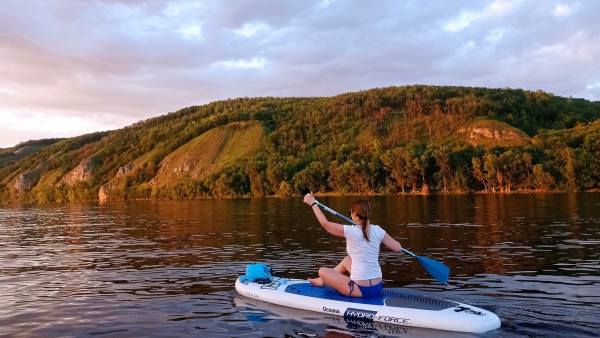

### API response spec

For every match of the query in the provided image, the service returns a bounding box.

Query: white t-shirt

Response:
[343,224,387,280]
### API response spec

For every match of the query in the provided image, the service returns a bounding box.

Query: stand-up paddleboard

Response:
[235,276,501,333]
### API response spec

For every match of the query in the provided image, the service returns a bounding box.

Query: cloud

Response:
[0,108,125,146]
[234,23,270,37]
[179,24,203,40]
[211,57,267,70]
[485,28,505,43]
[443,10,482,32]
[587,81,600,90]
[553,3,577,18]
[0,0,599,147]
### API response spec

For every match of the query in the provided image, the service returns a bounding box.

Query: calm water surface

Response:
[0,194,599,337]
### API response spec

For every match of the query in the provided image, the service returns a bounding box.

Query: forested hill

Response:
[1,85,600,204]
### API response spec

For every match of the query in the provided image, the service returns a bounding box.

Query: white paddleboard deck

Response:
[235,276,501,333]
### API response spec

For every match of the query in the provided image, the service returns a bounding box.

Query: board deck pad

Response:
[383,291,458,311]
[284,282,458,311]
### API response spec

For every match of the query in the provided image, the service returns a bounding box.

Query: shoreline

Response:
[4,189,600,206]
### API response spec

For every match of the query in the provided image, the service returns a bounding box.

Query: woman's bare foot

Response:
[308,277,324,287]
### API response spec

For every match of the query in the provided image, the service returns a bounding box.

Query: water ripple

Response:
[1,195,599,337]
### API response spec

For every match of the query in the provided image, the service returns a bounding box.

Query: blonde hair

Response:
[351,199,371,241]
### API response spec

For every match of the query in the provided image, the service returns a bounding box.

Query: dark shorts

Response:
[349,280,383,297]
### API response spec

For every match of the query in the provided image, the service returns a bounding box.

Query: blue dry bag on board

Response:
[245,263,272,282]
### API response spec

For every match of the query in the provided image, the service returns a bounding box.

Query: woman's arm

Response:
[382,233,402,252]
[304,194,345,237]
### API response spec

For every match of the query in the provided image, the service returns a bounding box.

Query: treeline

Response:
[136,120,600,199]
[1,85,599,204]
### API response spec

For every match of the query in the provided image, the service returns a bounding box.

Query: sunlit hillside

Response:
[1,85,599,204]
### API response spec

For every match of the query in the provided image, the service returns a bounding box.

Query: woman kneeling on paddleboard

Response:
[304,194,403,297]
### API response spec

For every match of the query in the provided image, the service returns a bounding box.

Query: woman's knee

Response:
[318,267,330,277]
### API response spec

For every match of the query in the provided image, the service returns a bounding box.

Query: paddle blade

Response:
[415,255,450,284]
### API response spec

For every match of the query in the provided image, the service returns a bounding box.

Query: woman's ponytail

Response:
[351,199,371,241]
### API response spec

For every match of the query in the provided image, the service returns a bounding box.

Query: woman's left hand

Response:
[303,193,316,206]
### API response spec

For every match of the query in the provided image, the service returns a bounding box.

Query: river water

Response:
[0,193,598,337]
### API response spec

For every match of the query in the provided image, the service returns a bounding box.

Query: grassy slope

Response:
[149,121,265,185]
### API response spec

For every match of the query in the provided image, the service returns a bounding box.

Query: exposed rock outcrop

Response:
[116,162,135,177]
[14,168,43,194]
[98,183,112,202]
[60,158,95,185]
[456,122,532,148]
[13,159,51,194]
[99,162,137,202]
[457,127,523,140]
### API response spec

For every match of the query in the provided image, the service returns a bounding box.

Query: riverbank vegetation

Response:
[1,85,599,204]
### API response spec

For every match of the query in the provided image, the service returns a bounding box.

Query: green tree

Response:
[327,161,349,193]
[277,180,293,197]
[266,160,285,193]
[472,157,488,191]
[245,161,269,197]
[411,152,431,193]
[482,153,500,192]
[574,149,600,189]
[562,147,577,191]
[497,150,532,192]
[209,173,236,198]
[434,147,452,192]
[381,147,410,193]
[292,161,327,193]
[531,164,556,191]
[346,161,371,194]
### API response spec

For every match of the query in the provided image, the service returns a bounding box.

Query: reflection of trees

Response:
[118,199,341,268]
[377,193,596,283]
[379,195,471,283]
[13,194,595,285]
[472,194,509,275]
[564,192,586,263]
[6,194,597,300]
[471,193,590,276]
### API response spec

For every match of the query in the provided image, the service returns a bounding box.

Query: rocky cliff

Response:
[60,158,96,185]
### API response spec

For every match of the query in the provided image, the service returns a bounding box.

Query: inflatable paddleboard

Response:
[235,276,501,333]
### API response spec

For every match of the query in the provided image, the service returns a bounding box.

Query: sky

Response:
[1,0,599,148]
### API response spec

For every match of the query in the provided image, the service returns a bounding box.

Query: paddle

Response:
[307,196,450,284]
